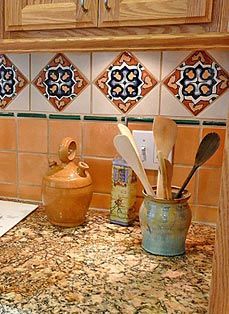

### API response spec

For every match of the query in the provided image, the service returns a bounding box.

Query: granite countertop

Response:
[0,207,215,314]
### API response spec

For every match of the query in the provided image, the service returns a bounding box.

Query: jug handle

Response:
[58,137,77,163]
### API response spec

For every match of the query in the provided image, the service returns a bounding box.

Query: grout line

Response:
[29,53,32,111]
[15,117,19,199]
[90,52,93,115]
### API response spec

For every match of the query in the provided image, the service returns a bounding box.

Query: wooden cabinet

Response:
[99,0,214,27]
[5,0,98,31]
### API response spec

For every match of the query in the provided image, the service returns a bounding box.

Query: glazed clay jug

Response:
[42,137,93,227]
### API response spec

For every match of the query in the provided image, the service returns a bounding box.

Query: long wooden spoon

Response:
[153,117,177,198]
[175,132,220,199]
[117,123,139,155]
[113,134,155,197]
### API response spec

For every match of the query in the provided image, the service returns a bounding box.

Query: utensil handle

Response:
[175,166,197,199]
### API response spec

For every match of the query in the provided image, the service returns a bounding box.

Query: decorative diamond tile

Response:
[33,53,89,111]
[163,50,229,116]
[0,54,28,109]
[94,51,158,113]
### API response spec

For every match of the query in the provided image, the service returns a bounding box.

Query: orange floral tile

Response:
[94,51,158,114]
[198,168,222,206]
[90,193,111,210]
[0,152,17,183]
[84,158,112,194]
[0,183,17,198]
[83,122,119,157]
[32,53,88,111]
[172,165,196,203]
[202,127,226,167]
[174,126,200,165]
[18,185,42,201]
[0,118,16,150]
[18,153,48,185]
[18,118,48,153]
[49,120,82,155]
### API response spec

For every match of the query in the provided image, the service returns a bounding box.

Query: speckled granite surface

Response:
[0,207,215,314]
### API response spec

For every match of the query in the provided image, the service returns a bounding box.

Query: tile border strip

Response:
[203,121,226,126]
[17,113,47,118]
[174,119,200,125]
[0,112,14,117]
[49,114,81,120]
[84,116,118,122]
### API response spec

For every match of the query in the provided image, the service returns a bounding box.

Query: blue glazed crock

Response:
[139,187,192,256]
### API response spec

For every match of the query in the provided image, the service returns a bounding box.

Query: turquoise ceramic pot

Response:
[139,187,192,256]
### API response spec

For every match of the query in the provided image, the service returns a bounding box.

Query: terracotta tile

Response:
[18,185,42,201]
[18,153,48,185]
[18,118,48,153]
[0,152,17,183]
[172,166,196,203]
[137,169,157,197]
[174,126,200,165]
[202,127,226,167]
[0,118,16,150]
[84,158,112,194]
[198,168,222,206]
[192,205,218,224]
[49,120,82,155]
[90,193,111,209]
[0,183,17,198]
[83,122,119,157]
[128,122,153,131]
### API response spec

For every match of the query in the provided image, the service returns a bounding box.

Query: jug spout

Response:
[77,161,89,177]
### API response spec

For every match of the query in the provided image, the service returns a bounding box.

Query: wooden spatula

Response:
[153,117,177,197]
[113,134,155,197]
[117,123,139,155]
[175,132,220,199]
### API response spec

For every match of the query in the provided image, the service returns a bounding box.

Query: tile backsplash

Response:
[0,49,228,224]
[0,50,228,118]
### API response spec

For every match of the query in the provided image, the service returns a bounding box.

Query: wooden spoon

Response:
[113,134,155,197]
[175,132,220,199]
[157,152,173,200]
[153,117,177,197]
[117,123,139,155]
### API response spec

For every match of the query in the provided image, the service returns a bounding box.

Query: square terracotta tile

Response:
[172,166,196,203]
[18,185,42,201]
[0,54,28,110]
[48,120,82,155]
[83,122,119,158]
[0,183,17,198]
[32,53,89,112]
[90,193,111,210]
[0,118,16,150]
[94,51,158,114]
[83,158,112,194]
[192,205,218,224]
[198,168,222,206]
[173,126,200,165]
[18,118,48,153]
[163,50,229,116]
[18,153,48,185]
[201,127,226,167]
[0,152,17,183]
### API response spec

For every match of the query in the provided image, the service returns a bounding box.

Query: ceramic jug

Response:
[42,137,93,227]
[139,186,192,256]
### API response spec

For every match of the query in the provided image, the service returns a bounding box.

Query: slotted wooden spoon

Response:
[153,117,177,198]
[175,132,220,199]
[113,134,155,197]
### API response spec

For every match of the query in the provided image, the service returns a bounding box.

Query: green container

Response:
[139,187,192,256]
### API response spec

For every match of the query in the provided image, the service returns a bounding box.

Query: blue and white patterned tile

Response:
[92,51,160,115]
[31,52,90,113]
[162,50,229,117]
[0,54,29,111]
